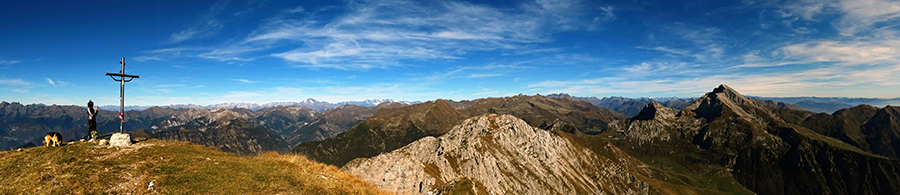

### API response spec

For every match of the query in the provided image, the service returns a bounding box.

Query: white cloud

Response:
[468,73,502,78]
[835,0,900,35]
[0,78,31,86]
[778,0,900,36]
[222,91,262,99]
[0,59,22,66]
[140,0,608,69]
[781,40,900,65]
[167,1,229,44]
[240,0,597,69]
[232,79,256,83]
[285,6,304,13]
[45,78,69,88]
[422,64,527,83]
[530,59,900,98]
[170,20,224,44]
[782,0,827,20]
[132,56,165,62]
[46,78,55,87]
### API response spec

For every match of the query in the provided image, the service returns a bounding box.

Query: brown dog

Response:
[42,132,62,147]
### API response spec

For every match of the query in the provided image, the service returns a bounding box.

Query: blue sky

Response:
[2,0,900,106]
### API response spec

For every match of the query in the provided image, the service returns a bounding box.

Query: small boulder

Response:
[99,139,109,146]
[109,133,132,147]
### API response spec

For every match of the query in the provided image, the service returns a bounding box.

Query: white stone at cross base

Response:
[109,133,132,147]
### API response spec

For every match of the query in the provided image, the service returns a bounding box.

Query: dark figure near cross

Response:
[87,100,99,140]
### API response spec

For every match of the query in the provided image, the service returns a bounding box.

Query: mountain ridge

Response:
[342,114,661,194]
[606,84,900,195]
[292,95,627,167]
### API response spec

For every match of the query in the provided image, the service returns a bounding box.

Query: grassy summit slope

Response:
[0,139,387,195]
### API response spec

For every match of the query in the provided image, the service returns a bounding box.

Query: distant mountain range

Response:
[548,93,900,115]
[752,96,900,113]
[4,85,900,194]
[95,98,421,112]
[0,101,402,153]
[546,94,696,116]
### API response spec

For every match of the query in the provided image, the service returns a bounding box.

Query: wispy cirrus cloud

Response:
[421,64,529,83]
[237,0,605,70]
[169,21,223,44]
[232,79,257,83]
[0,59,22,66]
[139,0,610,70]
[1,78,32,93]
[781,40,900,65]
[167,1,229,44]
[0,78,31,86]
[45,78,69,88]
[776,0,900,36]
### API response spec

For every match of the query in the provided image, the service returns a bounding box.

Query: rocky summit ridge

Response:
[293,95,626,167]
[343,114,656,195]
[607,84,900,195]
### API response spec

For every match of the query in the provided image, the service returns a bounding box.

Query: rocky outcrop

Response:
[457,94,627,135]
[109,133,132,147]
[294,95,628,167]
[343,114,657,195]
[607,84,900,195]
[607,102,702,146]
[294,99,470,167]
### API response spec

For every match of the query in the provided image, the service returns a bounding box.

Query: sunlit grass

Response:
[0,139,390,195]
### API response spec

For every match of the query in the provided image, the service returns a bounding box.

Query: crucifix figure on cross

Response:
[105,57,139,133]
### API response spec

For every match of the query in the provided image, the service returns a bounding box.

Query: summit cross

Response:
[104,57,140,133]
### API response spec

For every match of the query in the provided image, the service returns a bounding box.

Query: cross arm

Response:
[105,72,140,78]
[106,72,140,82]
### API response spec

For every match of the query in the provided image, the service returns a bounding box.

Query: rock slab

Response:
[110,133,132,147]
[343,114,655,195]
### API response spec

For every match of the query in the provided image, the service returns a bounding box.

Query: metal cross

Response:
[105,57,140,133]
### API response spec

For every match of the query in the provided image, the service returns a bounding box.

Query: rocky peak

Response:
[685,84,773,122]
[633,101,677,120]
[375,101,404,109]
[342,114,656,194]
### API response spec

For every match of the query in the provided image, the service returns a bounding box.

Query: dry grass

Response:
[0,139,390,195]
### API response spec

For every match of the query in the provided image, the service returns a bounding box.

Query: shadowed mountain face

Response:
[0,102,103,150]
[292,95,627,167]
[606,84,900,195]
[152,118,289,155]
[252,106,318,139]
[546,94,695,117]
[765,103,900,159]
[292,99,470,167]
[863,106,900,157]
[284,104,399,147]
[455,95,628,135]
[0,103,388,155]
[148,108,291,155]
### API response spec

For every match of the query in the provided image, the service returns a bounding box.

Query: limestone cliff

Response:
[343,114,656,195]
[607,84,900,195]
